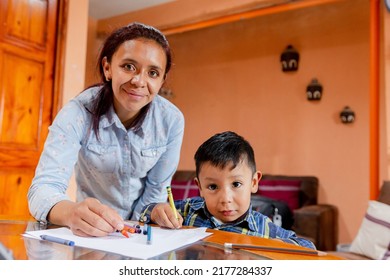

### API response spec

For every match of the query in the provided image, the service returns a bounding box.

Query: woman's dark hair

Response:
[194,131,257,178]
[90,22,172,139]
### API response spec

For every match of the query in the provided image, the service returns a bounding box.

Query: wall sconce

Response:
[280,45,299,72]
[306,78,323,101]
[340,106,355,124]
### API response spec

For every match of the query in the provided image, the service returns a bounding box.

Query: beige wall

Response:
[84,17,99,87]
[81,0,388,244]
[63,0,89,200]
[63,0,89,104]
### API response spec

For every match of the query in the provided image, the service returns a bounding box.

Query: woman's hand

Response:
[48,198,125,237]
[150,203,183,229]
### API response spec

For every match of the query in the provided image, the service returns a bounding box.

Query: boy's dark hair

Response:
[194,131,257,178]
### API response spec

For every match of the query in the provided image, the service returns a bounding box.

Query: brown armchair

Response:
[253,174,338,251]
[171,171,338,251]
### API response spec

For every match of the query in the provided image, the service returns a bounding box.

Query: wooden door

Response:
[0,0,59,219]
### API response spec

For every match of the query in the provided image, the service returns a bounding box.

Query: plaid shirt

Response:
[140,196,315,249]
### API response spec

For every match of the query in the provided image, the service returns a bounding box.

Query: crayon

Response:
[120,229,129,238]
[166,186,178,220]
[143,223,148,235]
[224,243,327,256]
[147,225,152,245]
[40,235,75,246]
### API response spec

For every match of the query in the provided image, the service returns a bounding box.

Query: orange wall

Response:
[382,1,390,180]
[85,0,381,244]
[165,0,370,244]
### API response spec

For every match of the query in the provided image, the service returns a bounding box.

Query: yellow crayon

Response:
[166,186,178,220]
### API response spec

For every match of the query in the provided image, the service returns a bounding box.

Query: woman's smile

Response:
[122,87,146,100]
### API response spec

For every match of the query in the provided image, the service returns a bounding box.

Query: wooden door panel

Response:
[0,168,34,218]
[0,0,59,217]
[3,0,49,48]
[0,50,43,147]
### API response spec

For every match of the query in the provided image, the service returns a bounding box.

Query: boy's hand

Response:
[151,203,183,229]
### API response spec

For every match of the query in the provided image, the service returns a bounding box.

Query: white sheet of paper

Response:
[23,226,212,259]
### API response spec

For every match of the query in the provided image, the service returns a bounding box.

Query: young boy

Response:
[139,131,315,249]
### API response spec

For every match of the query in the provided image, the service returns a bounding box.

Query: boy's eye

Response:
[207,184,217,191]
[232,182,242,188]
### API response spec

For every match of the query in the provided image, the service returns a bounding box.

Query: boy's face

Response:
[195,160,261,223]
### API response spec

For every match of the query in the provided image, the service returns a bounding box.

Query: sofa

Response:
[171,171,338,251]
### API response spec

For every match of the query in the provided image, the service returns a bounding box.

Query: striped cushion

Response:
[258,179,301,211]
[170,180,199,200]
[349,200,390,259]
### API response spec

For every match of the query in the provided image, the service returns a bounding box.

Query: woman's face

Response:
[102,38,167,124]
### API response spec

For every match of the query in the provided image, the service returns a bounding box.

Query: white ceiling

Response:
[88,0,176,19]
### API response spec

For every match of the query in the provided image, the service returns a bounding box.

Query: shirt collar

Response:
[189,199,223,228]
[100,103,150,137]
[245,206,260,232]
[214,208,253,230]
[99,105,117,129]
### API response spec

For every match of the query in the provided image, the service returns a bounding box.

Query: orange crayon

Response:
[124,225,136,234]
[120,229,129,238]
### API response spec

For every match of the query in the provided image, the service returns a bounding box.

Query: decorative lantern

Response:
[306,78,323,101]
[280,45,299,72]
[340,106,355,124]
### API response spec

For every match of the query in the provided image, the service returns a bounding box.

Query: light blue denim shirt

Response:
[28,86,185,223]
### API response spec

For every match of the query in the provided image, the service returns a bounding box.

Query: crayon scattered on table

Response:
[120,229,129,238]
[147,225,152,245]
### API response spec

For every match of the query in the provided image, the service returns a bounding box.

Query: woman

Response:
[28,22,184,237]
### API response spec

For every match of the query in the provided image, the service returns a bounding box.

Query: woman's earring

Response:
[106,76,111,82]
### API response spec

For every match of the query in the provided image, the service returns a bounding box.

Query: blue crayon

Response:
[143,223,148,235]
[40,235,75,246]
[147,225,152,245]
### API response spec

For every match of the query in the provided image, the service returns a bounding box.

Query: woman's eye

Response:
[123,64,135,71]
[207,184,217,191]
[149,70,159,78]
[232,182,242,188]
